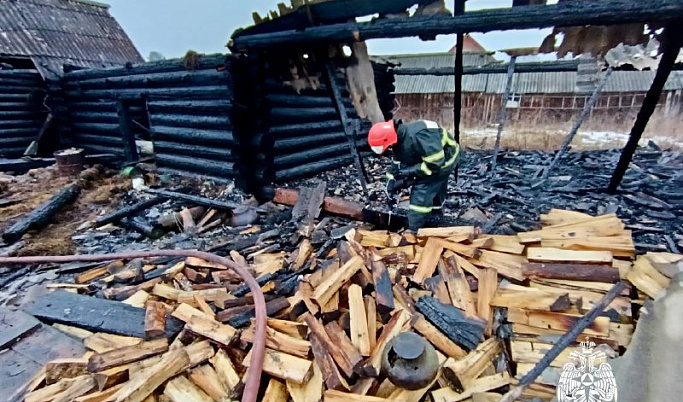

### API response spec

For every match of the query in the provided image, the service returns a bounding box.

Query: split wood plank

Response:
[490,286,571,312]
[510,340,580,368]
[431,372,511,402]
[152,283,228,305]
[262,378,289,402]
[93,364,129,391]
[324,390,390,401]
[440,256,477,316]
[163,375,213,402]
[286,360,324,402]
[365,296,377,351]
[370,260,394,314]
[413,238,444,284]
[540,209,592,226]
[348,284,371,356]
[312,255,363,307]
[244,348,313,384]
[319,319,363,377]
[440,239,482,259]
[527,247,613,265]
[507,308,610,337]
[87,338,168,372]
[74,383,124,402]
[51,375,97,402]
[122,290,149,308]
[477,268,498,335]
[541,235,635,258]
[417,226,477,238]
[45,357,88,384]
[442,338,502,391]
[467,250,525,281]
[109,347,190,402]
[241,324,311,358]
[144,301,167,339]
[309,332,349,391]
[23,290,183,339]
[171,303,237,346]
[84,333,143,354]
[478,235,526,255]
[210,349,241,394]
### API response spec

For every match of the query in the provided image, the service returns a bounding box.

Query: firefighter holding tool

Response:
[368,119,460,232]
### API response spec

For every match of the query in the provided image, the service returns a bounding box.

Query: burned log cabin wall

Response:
[238,53,394,190]
[60,54,236,181]
[0,69,49,158]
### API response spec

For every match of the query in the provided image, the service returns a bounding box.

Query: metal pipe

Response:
[0,250,266,402]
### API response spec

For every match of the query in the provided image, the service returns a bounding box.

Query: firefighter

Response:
[368,119,460,232]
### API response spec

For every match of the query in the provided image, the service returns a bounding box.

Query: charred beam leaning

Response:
[543,67,613,180]
[490,56,516,176]
[143,188,242,211]
[323,61,369,199]
[608,27,683,193]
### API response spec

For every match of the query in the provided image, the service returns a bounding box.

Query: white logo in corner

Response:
[557,340,618,402]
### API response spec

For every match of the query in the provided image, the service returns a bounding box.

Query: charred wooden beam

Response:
[63,54,229,81]
[268,187,407,230]
[116,100,139,163]
[95,197,167,227]
[119,217,164,239]
[2,184,81,243]
[150,126,235,146]
[393,60,582,76]
[609,26,683,192]
[523,263,621,283]
[233,0,435,37]
[415,296,486,351]
[23,290,184,338]
[143,188,241,210]
[231,0,683,51]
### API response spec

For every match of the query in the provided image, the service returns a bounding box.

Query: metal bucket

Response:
[54,148,85,176]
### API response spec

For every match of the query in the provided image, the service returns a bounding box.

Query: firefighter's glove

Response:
[386,178,404,197]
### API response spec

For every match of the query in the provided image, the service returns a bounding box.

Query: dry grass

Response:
[1,167,131,256]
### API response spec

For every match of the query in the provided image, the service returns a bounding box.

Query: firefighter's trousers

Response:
[407,164,454,231]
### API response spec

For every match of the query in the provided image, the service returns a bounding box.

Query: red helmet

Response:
[368,121,397,154]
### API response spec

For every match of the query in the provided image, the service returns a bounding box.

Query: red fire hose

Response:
[0,250,266,402]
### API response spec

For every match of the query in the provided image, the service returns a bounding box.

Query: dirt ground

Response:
[0,166,131,256]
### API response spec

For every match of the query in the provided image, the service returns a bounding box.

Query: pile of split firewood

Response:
[19,209,683,402]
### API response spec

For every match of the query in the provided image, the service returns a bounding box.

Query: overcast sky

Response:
[105,0,556,60]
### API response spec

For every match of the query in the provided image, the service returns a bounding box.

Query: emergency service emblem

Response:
[557,340,618,402]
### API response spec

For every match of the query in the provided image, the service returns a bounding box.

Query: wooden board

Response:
[527,247,613,265]
[244,348,313,384]
[23,290,183,339]
[507,308,610,337]
[0,307,41,349]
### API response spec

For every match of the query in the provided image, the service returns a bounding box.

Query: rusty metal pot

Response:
[54,148,84,176]
[382,332,439,390]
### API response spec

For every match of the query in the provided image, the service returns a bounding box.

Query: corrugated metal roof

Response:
[394,70,683,94]
[0,0,143,77]
[383,52,497,69]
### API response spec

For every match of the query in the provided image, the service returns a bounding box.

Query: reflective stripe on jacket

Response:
[393,120,460,177]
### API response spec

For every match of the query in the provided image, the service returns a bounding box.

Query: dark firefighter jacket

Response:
[388,120,460,179]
